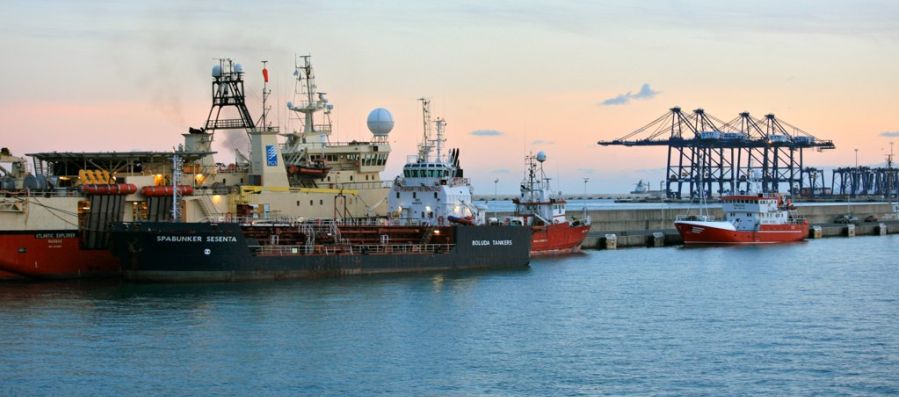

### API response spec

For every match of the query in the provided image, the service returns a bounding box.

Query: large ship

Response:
[674,193,808,244]
[109,98,531,281]
[0,56,394,279]
[504,152,591,255]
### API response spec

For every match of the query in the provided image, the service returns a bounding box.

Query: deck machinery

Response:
[598,107,835,199]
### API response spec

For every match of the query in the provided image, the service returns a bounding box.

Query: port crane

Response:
[598,107,835,199]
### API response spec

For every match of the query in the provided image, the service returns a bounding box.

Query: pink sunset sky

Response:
[1,1,897,193]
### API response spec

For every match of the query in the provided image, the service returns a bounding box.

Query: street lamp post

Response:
[583,177,589,196]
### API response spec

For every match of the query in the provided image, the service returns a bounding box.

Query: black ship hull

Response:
[110,222,531,282]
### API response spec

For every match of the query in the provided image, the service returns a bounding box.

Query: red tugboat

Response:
[507,152,591,255]
[674,193,808,245]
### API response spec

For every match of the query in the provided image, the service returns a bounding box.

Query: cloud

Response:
[632,83,659,99]
[601,93,632,106]
[600,83,660,106]
[532,139,554,145]
[471,129,504,137]
[880,131,899,137]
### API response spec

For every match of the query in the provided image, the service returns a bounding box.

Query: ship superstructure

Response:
[388,99,484,226]
[188,56,394,221]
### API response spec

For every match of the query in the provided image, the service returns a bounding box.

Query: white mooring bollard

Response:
[810,225,823,239]
[604,234,617,250]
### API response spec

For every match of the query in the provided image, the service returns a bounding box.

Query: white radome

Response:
[367,108,394,136]
[536,151,547,162]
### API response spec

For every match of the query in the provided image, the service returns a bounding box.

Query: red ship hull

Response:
[0,271,24,281]
[675,221,809,245]
[530,222,591,255]
[0,231,120,279]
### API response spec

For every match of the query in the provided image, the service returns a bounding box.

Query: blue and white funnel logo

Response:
[265,145,278,166]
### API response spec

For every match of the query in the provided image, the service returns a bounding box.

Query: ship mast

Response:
[288,55,333,140]
[259,60,271,129]
[417,98,433,162]
[434,117,446,163]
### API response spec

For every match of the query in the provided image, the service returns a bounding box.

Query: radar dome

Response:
[367,108,394,137]
[211,64,222,77]
[234,63,244,73]
[536,151,547,162]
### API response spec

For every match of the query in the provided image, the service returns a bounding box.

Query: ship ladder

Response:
[197,195,219,220]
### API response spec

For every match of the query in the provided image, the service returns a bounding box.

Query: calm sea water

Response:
[2,236,898,396]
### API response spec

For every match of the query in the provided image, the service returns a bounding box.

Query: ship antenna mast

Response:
[528,153,536,201]
[434,117,446,163]
[417,98,433,162]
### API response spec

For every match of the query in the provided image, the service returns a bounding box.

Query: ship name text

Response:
[35,232,76,239]
[157,235,238,243]
[472,239,513,246]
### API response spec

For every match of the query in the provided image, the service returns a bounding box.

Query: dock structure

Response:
[598,107,835,200]
[831,166,899,200]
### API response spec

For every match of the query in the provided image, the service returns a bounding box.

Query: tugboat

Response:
[506,152,591,255]
[108,98,530,282]
[674,172,808,244]
[388,98,485,226]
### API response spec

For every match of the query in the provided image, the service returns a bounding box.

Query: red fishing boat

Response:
[507,152,591,255]
[675,193,808,244]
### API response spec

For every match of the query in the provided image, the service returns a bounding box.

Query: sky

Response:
[1,0,897,193]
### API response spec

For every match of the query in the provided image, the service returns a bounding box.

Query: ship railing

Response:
[675,214,716,222]
[201,215,391,227]
[787,211,806,223]
[0,187,85,198]
[250,243,455,256]
[321,181,393,190]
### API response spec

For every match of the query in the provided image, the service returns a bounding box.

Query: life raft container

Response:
[140,185,194,197]
[80,184,138,195]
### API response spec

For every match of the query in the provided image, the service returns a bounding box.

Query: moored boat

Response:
[674,193,808,244]
[109,97,531,282]
[506,152,591,255]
